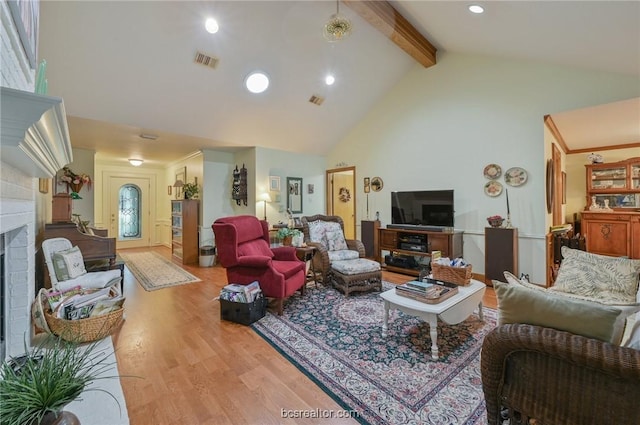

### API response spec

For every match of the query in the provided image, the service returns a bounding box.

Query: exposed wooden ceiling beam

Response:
[344,0,437,68]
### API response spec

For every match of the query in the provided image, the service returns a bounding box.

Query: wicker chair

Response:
[300,215,365,284]
[481,323,640,425]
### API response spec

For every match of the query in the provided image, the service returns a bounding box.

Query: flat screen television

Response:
[391,190,454,228]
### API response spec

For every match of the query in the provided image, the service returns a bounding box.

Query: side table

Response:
[84,254,125,293]
[295,246,319,287]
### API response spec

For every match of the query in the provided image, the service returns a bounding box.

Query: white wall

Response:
[328,52,640,283]
[255,147,326,224]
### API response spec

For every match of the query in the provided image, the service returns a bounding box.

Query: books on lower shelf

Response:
[220,281,262,303]
[395,278,459,304]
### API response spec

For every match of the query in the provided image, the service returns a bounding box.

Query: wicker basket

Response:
[431,263,472,286]
[41,289,124,343]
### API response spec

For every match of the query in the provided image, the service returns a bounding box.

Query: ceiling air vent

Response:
[309,95,325,106]
[194,51,219,69]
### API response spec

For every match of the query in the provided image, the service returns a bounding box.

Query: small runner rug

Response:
[119,251,201,291]
[252,282,496,425]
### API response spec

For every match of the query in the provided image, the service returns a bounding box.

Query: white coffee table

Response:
[380,279,486,359]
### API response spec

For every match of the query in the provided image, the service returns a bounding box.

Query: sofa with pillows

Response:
[482,247,640,425]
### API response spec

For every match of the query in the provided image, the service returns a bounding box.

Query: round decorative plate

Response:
[483,163,502,179]
[484,180,503,197]
[504,167,528,187]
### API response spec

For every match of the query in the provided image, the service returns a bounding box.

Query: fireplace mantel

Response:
[1,86,72,177]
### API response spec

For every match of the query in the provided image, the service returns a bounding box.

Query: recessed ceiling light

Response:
[325,75,335,86]
[128,159,143,167]
[245,72,269,94]
[468,5,484,14]
[205,18,219,34]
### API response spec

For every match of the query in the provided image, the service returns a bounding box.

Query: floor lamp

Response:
[260,192,272,221]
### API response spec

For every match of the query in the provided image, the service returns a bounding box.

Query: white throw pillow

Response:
[326,230,348,251]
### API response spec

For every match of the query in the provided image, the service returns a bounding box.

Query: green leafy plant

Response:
[182,182,199,199]
[276,227,302,240]
[0,336,122,425]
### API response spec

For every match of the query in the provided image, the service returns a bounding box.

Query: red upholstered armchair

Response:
[213,215,306,315]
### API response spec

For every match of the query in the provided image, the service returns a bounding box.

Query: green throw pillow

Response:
[550,247,640,305]
[494,280,624,344]
[52,246,87,281]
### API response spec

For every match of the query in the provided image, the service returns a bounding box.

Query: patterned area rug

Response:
[252,282,496,425]
[119,251,201,291]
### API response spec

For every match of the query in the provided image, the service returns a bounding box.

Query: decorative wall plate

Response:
[504,167,528,187]
[483,164,502,179]
[484,180,503,197]
[371,177,383,192]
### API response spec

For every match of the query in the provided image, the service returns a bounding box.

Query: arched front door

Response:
[109,177,150,249]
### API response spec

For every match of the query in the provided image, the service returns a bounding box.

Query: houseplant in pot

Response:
[0,336,121,425]
[276,227,302,246]
[182,182,199,199]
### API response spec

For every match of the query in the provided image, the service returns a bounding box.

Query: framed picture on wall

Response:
[269,176,281,192]
[287,177,303,214]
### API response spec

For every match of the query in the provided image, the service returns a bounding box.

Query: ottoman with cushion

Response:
[330,258,382,296]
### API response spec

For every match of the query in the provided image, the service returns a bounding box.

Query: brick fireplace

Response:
[0,169,36,359]
[1,3,72,360]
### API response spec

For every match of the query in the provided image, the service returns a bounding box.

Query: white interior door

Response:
[109,177,150,249]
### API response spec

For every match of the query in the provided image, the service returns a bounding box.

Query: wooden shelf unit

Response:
[378,227,463,276]
[582,158,640,260]
[171,199,199,264]
[585,157,640,210]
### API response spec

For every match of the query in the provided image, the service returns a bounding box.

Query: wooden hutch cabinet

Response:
[171,199,199,264]
[582,158,640,259]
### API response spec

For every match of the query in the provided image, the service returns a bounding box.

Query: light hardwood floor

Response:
[113,246,496,425]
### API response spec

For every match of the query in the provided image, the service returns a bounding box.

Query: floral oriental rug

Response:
[119,251,201,291]
[252,283,496,425]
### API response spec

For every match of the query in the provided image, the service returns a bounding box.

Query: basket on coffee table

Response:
[431,263,472,286]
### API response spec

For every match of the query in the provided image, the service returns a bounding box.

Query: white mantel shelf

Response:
[1,86,72,177]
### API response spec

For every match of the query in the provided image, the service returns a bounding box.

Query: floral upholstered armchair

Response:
[300,215,365,284]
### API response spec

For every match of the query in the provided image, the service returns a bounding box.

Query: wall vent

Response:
[194,51,219,69]
[309,95,325,106]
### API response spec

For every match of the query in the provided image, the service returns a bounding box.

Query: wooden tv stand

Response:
[378,227,464,276]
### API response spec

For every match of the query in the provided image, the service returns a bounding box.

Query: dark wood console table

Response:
[378,227,463,276]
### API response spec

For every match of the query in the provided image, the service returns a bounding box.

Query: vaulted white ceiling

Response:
[37,1,640,166]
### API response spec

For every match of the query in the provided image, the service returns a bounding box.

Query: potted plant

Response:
[182,182,199,199]
[276,227,302,246]
[0,336,121,425]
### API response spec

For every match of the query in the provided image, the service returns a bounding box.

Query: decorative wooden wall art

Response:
[232,164,248,206]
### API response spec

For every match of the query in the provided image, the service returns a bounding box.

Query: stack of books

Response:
[220,281,262,303]
[395,278,459,304]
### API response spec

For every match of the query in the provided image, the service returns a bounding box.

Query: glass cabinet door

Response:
[589,166,627,190]
[632,164,640,189]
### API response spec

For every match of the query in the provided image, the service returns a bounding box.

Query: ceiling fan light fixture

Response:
[323,1,352,42]
[128,158,143,166]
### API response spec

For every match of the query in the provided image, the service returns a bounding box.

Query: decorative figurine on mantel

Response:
[589,195,600,211]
